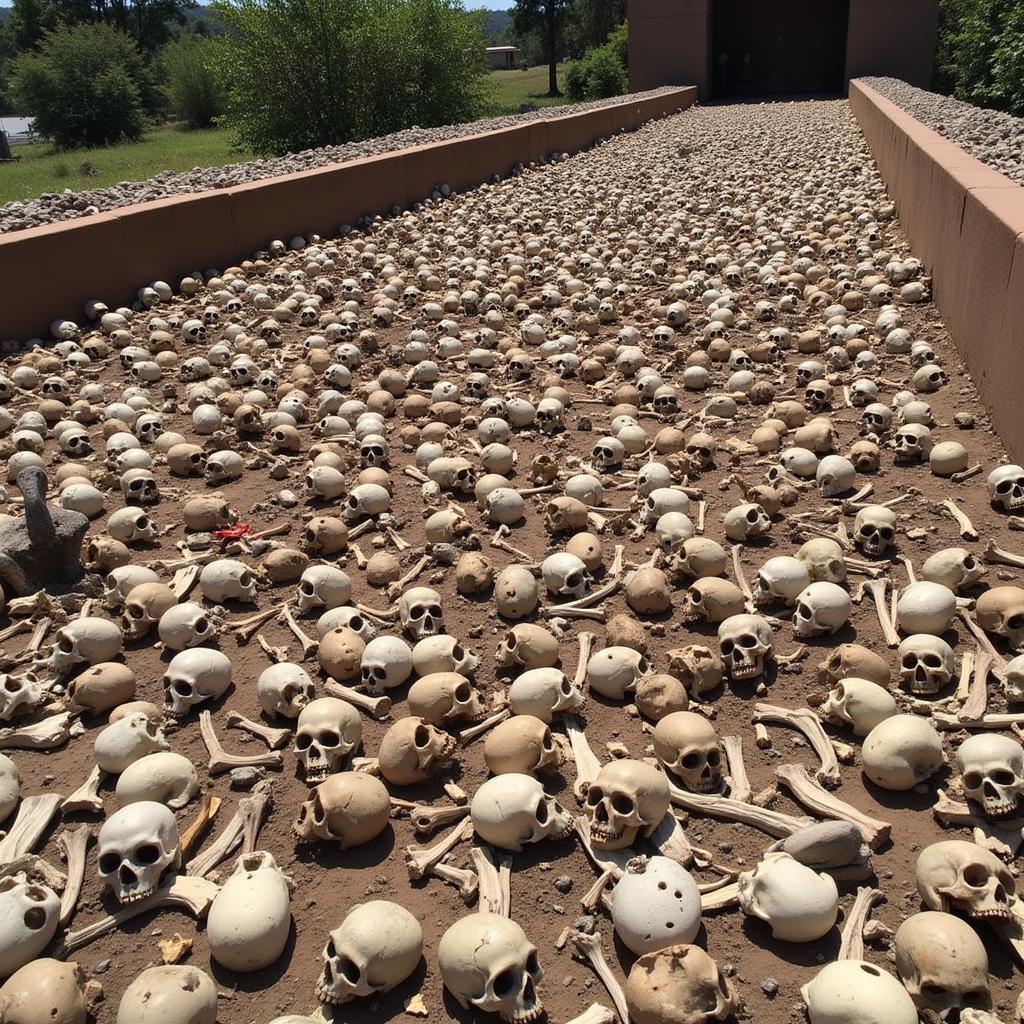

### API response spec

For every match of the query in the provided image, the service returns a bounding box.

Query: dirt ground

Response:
[1,98,1022,1024]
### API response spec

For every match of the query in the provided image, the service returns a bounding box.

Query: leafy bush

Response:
[209,0,491,156]
[10,23,154,148]
[164,34,223,129]
[565,22,627,101]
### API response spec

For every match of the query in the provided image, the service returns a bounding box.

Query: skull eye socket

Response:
[338,956,361,984]
[23,906,47,930]
[318,730,340,747]
[720,640,734,656]
[525,951,540,978]
[681,752,703,769]
[738,633,758,648]
[296,733,312,750]
[991,769,1016,786]
[611,793,634,815]
[534,800,549,825]
[586,786,604,806]
[135,844,161,865]
[961,864,991,889]
[454,682,472,702]
[708,750,721,767]
[1009,615,1024,631]
[414,725,431,747]
[172,680,193,697]
[492,969,518,998]
[963,771,983,790]
[98,853,121,874]
[922,983,948,998]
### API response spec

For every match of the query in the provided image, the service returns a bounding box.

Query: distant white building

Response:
[487,45,521,70]
[0,117,36,145]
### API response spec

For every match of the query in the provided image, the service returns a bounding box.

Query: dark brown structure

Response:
[629,0,939,100]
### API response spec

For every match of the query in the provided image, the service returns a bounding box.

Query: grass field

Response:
[0,63,573,205]
[0,124,250,204]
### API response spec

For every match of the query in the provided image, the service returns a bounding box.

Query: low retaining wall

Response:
[850,79,1024,460]
[0,88,697,343]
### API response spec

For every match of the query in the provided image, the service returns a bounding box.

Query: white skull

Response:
[853,505,897,557]
[50,617,122,674]
[738,851,839,942]
[97,800,180,903]
[162,648,232,718]
[815,455,855,498]
[257,663,315,719]
[205,450,244,485]
[470,774,573,851]
[792,582,851,637]
[508,668,584,723]
[717,614,774,682]
[378,717,456,785]
[412,634,480,677]
[610,855,702,955]
[654,712,722,793]
[296,566,352,613]
[753,556,809,607]
[398,586,444,639]
[655,512,695,554]
[107,507,157,544]
[317,901,423,1005]
[802,961,918,1024]
[592,436,625,471]
[585,646,651,700]
[199,559,257,604]
[818,677,896,737]
[535,397,564,434]
[0,876,61,978]
[892,423,933,463]
[158,602,218,651]
[863,714,944,790]
[360,635,413,695]
[722,502,771,542]
[957,733,1024,819]
[305,465,346,501]
[121,583,177,641]
[94,712,168,773]
[438,913,543,1023]
[916,839,1015,922]
[359,434,389,468]
[922,546,985,592]
[120,469,159,505]
[988,464,1024,512]
[104,565,160,610]
[0,672,43,722]
[1005,654,1024,704]
[583,759,670,851]
[294,697,362,783]
[897,581,956,635]
[641,488,690,526]
[898,634,954,695]
[540,553,591,600]
[796,537,846,584]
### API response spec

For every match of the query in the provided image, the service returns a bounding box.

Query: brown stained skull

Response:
[378,717,456,786]
[653,712,723,793]
[584,759,670,851]
[293,772,390,848]
[916,840,1016,922]
[407,672,486,725]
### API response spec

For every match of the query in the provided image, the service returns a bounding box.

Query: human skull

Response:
[359,635,413,695]
[666,645,724,696]
[796,537,846,584]
[484,716,563,776]
[892,422,933,463]
[792,582,851,637]
[438,913,543,1023]
[317,901,423,1005]
[863,714,944,790]
[471,774,573,851]
[398,586,444,639]
[819,677,897,736]
[495,625,559,671]
[611,856,702,955]
[815,455,855,498]
[199,559,257,604]
[104,565,160,610]
[584,759,670,850]
[377,717,456,786]
[592,436,625,471]
[685,578,745,623]
[916,839,1015,922]
[802,960,918,1024]
[717,614,773,682]
[296,566,352,613]
[0,672,43,723]
[654,712,722,793]
[412,634,479,678]
[343,482,390,521]
[540,553,591,600]
[97,800,180,903]
[94,712,167,773]
[107,507,157,544]
[407,672,485,725]
[752,555,809,608]
[294,697,362,783]
[625,944,740,1024]
[50,617,122,674]
[585,646,651,700]
[162,648,232,717]
[957,733,1024,819]
[987,464,1024,512]
[292,772,390,847]
[116,965,218,1024]
[0,875,61,978]
[508,668,584,723]
[853,505,897,557]
[898,634,954,695]
[976,586,1024,652]
[722,502,771,542]
[158,602,217,651]
[895,911,991,1016]
[738,851,838,941]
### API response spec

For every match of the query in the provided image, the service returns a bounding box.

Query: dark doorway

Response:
[712,0,849,98]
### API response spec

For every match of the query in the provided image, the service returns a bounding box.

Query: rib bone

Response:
[0,794,63,866]
[61,764,106,814]
[57,827,91,929]
[752,703,842,787]
[722,735,752,803]
[565,714,602,801]
[225,711,292,750]
[570,931,629,1024]
[404,818,474,882]
[199,711,283,775]
[323,679,392,719]
[775,764,891,850]
[838,887,884,961]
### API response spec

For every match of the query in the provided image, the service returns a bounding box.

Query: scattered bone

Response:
[940,499,979,540]
[178,793,222,861]
[57,826,91,928]
[564,1004,616,1024]
[0,793,63,865]
[225,710,292,750]
[229,607,279,641]
[386,554,431,600]
[566,715,603,801]
[984,538,1024,570]
[158,933,194,965]
[471,845,511,916]
[838,887,885,961]
[170,564,201,599]
[433,860,479,903]
[199,711,283,775]
[61,764,106,814]
[960,649,994,722]
[410,803,470,836]
[186,779,273,876]
[0,712,72,750]
[458,706,511,745]
[721,735,752,803]
[731,545,756,613]
[860,578,901,647]
[256,634,289,663]
[279,603,317,657]
[668,783,812,838]
[958,607,1009,674]
[570,930,630,1024]
[404,818,474,882]
[324,679,392,719]
[956,649,977,701]
[930,789,1023,857]
[752,703,842,787]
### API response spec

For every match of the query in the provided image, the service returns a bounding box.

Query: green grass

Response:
[483,62,572,116]
[0,123,251,204]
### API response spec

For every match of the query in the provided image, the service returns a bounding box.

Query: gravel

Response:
[0,87,685,235]
[863,76,1024,187]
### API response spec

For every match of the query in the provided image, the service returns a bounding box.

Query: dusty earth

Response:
[1,97,1022,1024]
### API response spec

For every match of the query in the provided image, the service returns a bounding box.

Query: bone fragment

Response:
[404,818,474,882]
[960,650,994,722]
[186,780,273,876]
[649,812,697,868]
[546,547,625,613]
[838,887,884,961]
[57,827,91,928]
[931,789,1023,858]
[668,783,812,838]
[410,803,470,836]
[199,711,283,775]
[956,649,976,702]
[565,1004,615,1024]
[354,602,399,623]
[570,931,629,1024]
[471,845,511,916]
[386,555,431,601]
[170,564,201,600]
[279,603,317,657]
[178,793,222,862]
[0,793,63,866]
[61,875,219,954]
[566,714,602,801]
[225,710,292,750]
[432,861,479,903]
[731,545,756,614]
[700,880,742,912]
[984,538,1024,570]
[458,707,510,746]
[574,631,596,693]
[61,764,106,814]
[323,679,392,719]
[580,869,615,913]
[722,735,752,803]
[862,578,901,648]
[752,703,842,787]
[958,607,1009,674]
[775,764,891,849]
[940,499,979,540]
[0,712,71,750]
[229,607,279,641]
[256,634,289,663]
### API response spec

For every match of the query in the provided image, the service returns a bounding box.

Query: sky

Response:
[469,1,514,7]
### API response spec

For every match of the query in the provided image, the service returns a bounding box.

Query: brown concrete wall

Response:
[850,79,1024,460]
[846,0,938,87]
[629,0,711,99]
[0,88,696,344]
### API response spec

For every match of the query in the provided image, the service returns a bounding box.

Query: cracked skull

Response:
[584,759,671,851]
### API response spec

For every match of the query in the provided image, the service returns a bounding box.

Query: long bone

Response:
[984,538,1024,570]
[565,1005,616,1024]
[650,811,697,868]
[0,855,65,891]
[256,634,289,663]
[186,779,273,877]
[404,818,474,882]
[385,554,431,601]
[225,711,291,750]
[752,703,842,787]
[940,499,979,540]
[0,712,72,750]
[199,711,284,775]
[410,803,470,836]
[572,817,630,878]
[860,578,901,648]
[279,603,317,657]
[228,607,279,641]
[0,793,63,865]
[570,930,630,1024]
[838,887,885,961]
[958,607,1009,674]
[433,860,479,903]
[61,764,106,814]
[458,707,511,746]
[721,735,752,803]
[775,764,891,850]
[956,649,976,701]
[179,793,221,861]
[57,826,91,928]
[573,632,596,693]
[668,783,812,838]
[565,715,602,801]
[324,679,392,719]
[61,875,219,954]
[730,544,756,613]
[471,845,511,916]
[960,649,994,722]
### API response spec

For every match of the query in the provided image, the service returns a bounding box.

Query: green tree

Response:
[163,32,222,128]
[565,0,625,56]
[565,21,626,101]
[10,22,152,147]
[3,0,58,51]
[210,0,490,156]
[513,0,569,96]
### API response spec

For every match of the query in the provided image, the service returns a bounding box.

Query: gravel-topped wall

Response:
[0,87,684,235]
[863,76,1024,187]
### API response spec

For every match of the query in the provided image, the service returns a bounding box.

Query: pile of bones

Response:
[0,98,1023,1024]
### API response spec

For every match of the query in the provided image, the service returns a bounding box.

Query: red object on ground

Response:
[215,523,252,541]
